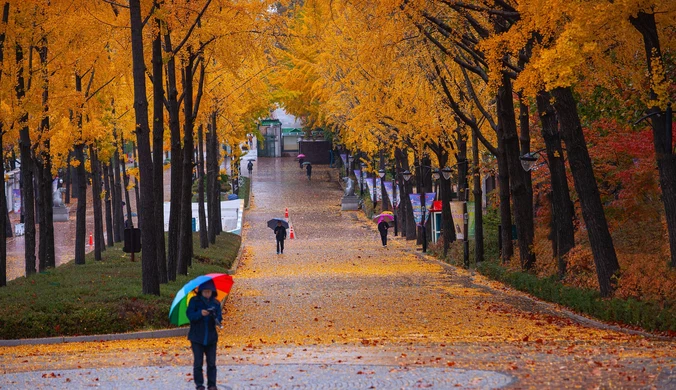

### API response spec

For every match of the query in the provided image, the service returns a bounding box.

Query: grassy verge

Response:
[239,176,251,208]
[0,232,241,340]
[475,260,675,332]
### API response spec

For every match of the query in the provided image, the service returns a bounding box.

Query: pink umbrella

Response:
[297,154,306,158]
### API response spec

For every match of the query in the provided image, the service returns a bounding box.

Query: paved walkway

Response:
[0,157,674,389]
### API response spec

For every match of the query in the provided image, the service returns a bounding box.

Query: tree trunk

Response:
[197,124,208,249]
[497,74,535,270]
[395,148,417,240]
[629,11,676,268]
[37,40,54,271]
[472,127,484,263]
[129,0,159,295]
[177,57,195,275]
[433,147,456,257]
[164,29,182,281]
[16,43,36,275]
[151,21,167,283]
[132,141,141,230]
[536,91,575,276]
[497,129,513,262]
[121,135,133,228]
[103,163,114,247]
[64,153,71,204]
[206,113,217,244]
[551,86,619,297]
[74,143,87,265]
[90,147,103,260]
[394,148,406,237]
[379,150,390,211]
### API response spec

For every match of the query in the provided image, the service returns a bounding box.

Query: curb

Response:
[0,328,188,347]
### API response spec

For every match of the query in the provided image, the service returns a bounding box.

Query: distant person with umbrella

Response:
[269,218,288,254]
[297,153,305,169]
[186,280,223,390]
[374,213,394,247]
[305,162,312,181]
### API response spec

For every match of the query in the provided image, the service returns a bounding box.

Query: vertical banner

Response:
[364,177,382,202]
[468,202,476,238]
[410,193,422,225]
[340,153,347,167]
[12,189,21,213]
[449,201,474,239]
[383,181,395,208]
[424,193,436,224]
[353,169,361,180]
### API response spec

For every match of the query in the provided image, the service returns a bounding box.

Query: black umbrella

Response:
[267,218,289,230]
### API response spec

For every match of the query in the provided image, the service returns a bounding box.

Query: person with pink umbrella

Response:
[376,215,392,247]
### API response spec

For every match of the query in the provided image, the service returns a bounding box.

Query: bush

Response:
[0,232,241,339]
[476,260,676,332]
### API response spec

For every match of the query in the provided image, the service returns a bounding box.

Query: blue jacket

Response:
[186,295,222,346]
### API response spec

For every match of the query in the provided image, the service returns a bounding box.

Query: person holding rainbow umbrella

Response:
[169,274,233,390]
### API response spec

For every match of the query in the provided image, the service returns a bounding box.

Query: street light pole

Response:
[392,164,398,236]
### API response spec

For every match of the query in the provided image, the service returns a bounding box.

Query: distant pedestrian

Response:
[274,221,286,254]
[306,163,312,181]
[274,221,287,254]
[299,157,304,169]
[187,281,222,390]
[248,134,253,148]
[377,216,390,247]
[247,160,253,176]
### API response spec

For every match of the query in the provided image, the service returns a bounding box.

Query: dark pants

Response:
[277,239,285,253]
[191,342,217,388]
[380,234,387,246]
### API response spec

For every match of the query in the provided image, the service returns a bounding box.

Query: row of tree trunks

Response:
[551,87,620,297]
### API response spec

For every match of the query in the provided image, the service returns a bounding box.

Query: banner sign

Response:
[450,201,475,239]
[340,153,347,167]
[410,193,422,225]
[383,181,396,208]
[364,177,382,202]
[12,189,21,213]
[424,193,436,224]
[353,169,361,182]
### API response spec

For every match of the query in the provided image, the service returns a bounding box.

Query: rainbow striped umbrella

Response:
[169,273,234,326]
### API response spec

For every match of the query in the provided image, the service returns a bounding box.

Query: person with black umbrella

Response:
[274,220,287,254]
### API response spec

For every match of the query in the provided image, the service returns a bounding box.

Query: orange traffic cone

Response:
[289,226,295,240]
[285,208,289,218]
[89,233,93,246]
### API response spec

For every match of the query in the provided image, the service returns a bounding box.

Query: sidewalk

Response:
[0,157,673,389]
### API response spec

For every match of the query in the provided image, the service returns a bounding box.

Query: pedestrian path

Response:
[0,157,674,389]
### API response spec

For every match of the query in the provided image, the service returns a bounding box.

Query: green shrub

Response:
[239,176,251,208]
[475,260,675,332]
[0,232,241,339]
